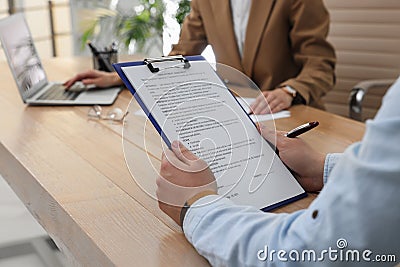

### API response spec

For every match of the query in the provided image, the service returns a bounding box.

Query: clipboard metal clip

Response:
[144,55,191,73]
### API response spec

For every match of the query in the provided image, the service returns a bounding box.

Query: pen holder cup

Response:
[92,50,118,72]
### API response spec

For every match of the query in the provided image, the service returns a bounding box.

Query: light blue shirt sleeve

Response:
[323,153,341,185]
[183,77,400,266]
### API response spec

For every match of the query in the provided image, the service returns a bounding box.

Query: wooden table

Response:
[0,57,365,266]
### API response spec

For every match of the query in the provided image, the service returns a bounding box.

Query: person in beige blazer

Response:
[170,0,336,113]
[65,0,335,113]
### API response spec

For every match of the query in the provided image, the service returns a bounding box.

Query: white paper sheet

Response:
[136,97,291,122]
[235,97,291,122]
[121,60,304,209]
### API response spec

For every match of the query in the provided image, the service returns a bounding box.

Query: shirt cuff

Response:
[182,194,230,241]
[323,153,342,185]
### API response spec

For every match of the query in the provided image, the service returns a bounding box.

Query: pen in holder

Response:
[88,41,118,72]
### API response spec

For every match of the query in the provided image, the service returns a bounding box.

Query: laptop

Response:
[0,13,121,105]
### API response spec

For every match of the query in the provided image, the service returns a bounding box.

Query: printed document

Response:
[121,60,305,209]
[134,97,291,122]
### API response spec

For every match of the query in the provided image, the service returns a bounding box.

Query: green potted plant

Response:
[175,0,191,26]
[80,0,165,56]
[80,0,191,56]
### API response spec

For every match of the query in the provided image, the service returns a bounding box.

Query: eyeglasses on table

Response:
[87,105,128,122]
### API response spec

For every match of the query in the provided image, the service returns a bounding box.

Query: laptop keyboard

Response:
[37,84,81,101]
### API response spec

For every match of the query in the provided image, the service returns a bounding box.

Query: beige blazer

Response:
[170,0,336,109]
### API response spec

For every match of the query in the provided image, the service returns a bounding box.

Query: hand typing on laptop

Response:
[64,69,123,90]
[0,13,121,105]
[63,81,91,92]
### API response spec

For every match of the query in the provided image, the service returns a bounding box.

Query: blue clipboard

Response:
[113,55,307,212]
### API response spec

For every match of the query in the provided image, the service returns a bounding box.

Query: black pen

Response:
[285,121,319,138]
[87,41,100,55]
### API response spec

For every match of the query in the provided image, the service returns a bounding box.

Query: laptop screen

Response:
[0,13,47,99]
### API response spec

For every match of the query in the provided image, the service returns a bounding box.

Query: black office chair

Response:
[349,79,394,121]
[323,0,400,121]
